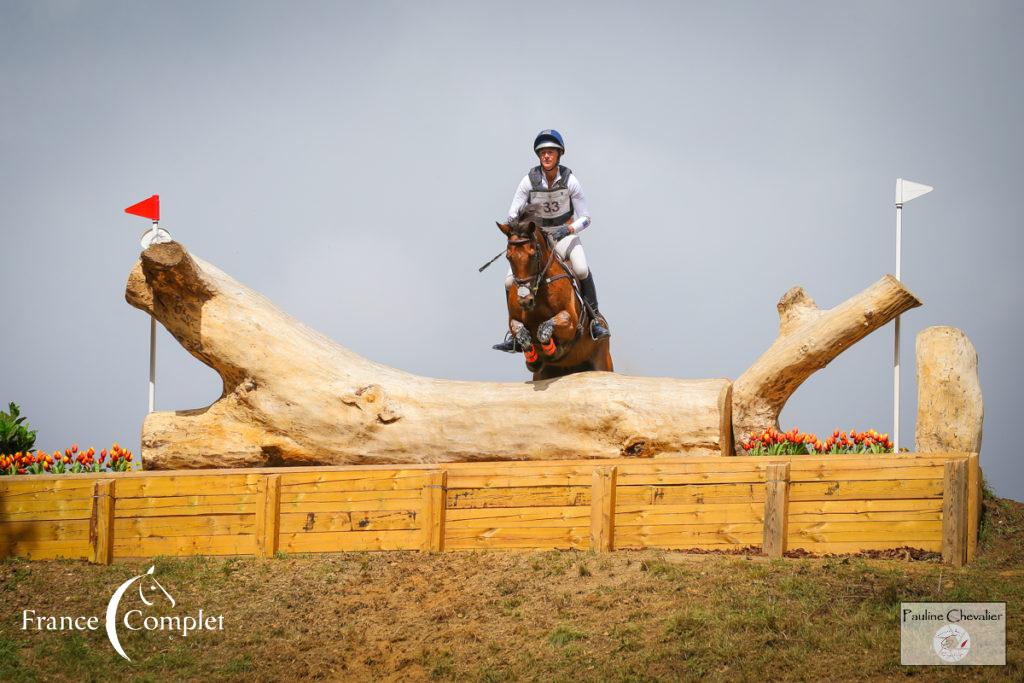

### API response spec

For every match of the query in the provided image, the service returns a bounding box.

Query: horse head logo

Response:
[105,565,175,661]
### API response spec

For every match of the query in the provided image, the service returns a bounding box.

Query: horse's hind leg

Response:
[590,341,614,372]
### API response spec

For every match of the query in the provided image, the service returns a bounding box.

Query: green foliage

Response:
[0,403,36,456]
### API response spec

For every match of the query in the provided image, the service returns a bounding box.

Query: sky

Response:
[1,1,1021,499]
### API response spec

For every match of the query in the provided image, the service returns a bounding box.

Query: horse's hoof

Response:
[537,321,554,344]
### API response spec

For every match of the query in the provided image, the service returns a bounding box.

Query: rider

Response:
[493,129,611,352]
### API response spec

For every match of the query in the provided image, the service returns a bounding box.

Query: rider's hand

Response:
[550,225,572,241]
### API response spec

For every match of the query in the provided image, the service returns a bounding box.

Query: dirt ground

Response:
[1,495,1021,682]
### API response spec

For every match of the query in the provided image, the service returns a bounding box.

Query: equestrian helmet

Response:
[533,129,565,155]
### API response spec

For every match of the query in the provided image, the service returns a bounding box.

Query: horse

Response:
[497,206,613,380]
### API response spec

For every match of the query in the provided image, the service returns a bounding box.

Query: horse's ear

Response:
[497,221,511,236]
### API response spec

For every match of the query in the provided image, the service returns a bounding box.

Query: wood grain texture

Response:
[942,459,968,567]
[762,463,789,558]
[124,241,731,468]
[732,276,922,448]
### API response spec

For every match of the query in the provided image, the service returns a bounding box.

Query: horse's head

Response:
[137,565,176,608]
[497,206,547,310]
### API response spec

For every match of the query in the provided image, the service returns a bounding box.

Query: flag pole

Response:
[125,195,165,415]
[892,179,932,454]
[148,218,158,414]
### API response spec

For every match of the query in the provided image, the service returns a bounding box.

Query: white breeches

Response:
[504,235,589,288]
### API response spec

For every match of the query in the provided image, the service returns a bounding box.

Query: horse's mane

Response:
[508,203,544,238]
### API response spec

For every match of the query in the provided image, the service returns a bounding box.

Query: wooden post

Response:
[942,459,968,567]
[421,470,446,552]
[762,462,790,559]
[590,466,616,552]
[90,480,115,565]
[256,474,281,557]
[966,453,981,563]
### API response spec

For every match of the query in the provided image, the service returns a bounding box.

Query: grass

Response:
[0,495,1021,681]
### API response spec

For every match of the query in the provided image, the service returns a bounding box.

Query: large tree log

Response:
[732,276,922,450]
[126,242,732,469]
[915,326,983,454]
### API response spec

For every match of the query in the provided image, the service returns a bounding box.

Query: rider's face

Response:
[537,148,561,172]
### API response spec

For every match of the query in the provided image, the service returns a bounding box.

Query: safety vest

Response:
[528,165,574,227]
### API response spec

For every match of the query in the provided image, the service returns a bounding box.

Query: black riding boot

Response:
[580,273,610,340]
[492,332,523,354]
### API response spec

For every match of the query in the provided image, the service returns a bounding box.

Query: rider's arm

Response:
[507,175,532,221]
[567,175,591,233]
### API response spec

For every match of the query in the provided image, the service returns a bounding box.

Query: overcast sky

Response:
[1,1,1021,499]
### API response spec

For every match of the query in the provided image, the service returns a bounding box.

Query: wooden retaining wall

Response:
[0,453,982,565]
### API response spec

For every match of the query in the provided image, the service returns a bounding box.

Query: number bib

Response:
[528,188,572,225]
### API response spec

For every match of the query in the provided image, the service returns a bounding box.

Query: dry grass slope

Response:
[1,488,1020,682]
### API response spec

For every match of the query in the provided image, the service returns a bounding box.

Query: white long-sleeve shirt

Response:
[506,168,592,233]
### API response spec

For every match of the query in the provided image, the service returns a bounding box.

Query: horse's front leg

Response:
[510,320,542,369]
[536,311,574,359]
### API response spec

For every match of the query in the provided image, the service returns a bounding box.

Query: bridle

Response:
[507,227,560,302]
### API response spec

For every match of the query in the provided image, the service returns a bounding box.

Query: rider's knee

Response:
[574,263,590,280]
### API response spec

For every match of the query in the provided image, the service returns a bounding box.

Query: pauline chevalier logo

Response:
[22,565,225,662]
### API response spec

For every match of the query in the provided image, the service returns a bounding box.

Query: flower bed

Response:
[740,427,894,455]
[1,443,134,476]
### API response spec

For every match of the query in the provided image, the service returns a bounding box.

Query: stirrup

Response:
[589,316,610,341]
[492,332,522,354]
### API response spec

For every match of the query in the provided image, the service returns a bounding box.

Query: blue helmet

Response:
[533,129,565,155]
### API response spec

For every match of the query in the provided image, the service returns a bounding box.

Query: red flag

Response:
[125,195,160,221]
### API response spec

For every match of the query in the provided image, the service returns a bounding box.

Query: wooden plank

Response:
[0,539,92,560]
[785,465,944,482]
[279,529,420,553]
[445,473,591,488]
[280,497,422,514]
[942,459,968,567]
[114,514,255,538]
[789,479,944,501]
[446,486,591,509]
[281,488,421,504]
[788,509,941,523]
[590,466,616,552]
[967,453,980,563]
[115,494,257,518]
[444,526,589,550]
[280,469,432,487]
[616,523,765,549]
[616,502,764,526]
[113,534,256,558]
[446,506,592,527]
[617,483,766,505]
[0,478,97,497]
[763,463,789,559]
[0,519,91,541]
[786,540,943,554]
[90,480,115,565]
[279,509,419,533]
[788,498,943,515]
[788,520,943,543]
[615,471,766,486]
[115,475,262,498]
[421,470,446,552]
[0,497,95,522]
[256,474,281,558]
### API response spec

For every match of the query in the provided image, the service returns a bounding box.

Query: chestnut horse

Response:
[497,207,613,380]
